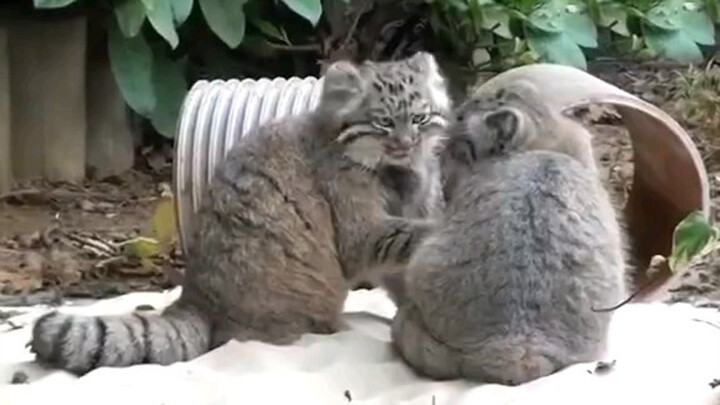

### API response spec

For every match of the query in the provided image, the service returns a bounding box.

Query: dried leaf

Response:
[120,237,161,259]
[152,195,178,253]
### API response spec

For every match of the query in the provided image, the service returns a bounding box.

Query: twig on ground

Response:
[693,318,720,331]
[61,231,116,257]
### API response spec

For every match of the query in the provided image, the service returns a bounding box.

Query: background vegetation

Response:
[33,0,720,139]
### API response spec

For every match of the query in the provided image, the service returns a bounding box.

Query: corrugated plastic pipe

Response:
[173,77,324,253]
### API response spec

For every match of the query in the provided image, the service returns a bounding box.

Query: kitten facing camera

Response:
[30,52,452,374]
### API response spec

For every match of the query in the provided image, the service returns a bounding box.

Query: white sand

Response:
[1,288,719,405]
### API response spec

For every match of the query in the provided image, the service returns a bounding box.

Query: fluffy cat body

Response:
[392,82,628,385]
[30,53,451,374]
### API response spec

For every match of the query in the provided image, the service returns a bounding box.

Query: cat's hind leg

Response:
[391,303,462,379]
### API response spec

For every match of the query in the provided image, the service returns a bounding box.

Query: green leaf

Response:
[120,237,161,259]
[527,0,597,47]
[527,28,587,69]
[668,211,719,273]
[170,0,194,25]
[528,2,565,33]
[645,2,682,30]
[481,4,512,38]
[199,0,247,48]
[281,0,323,26]
[149,53,187,138]
[678,3,715,45]
[562,2,598,47]
[151,195,178,251]
[113,0,147,38]
[644,24,704,62]
[245,3,289,43]
[33,0,76,8]
[141,0,179,48]
[597,2,630,36]
[108,22,156,116]
[251,19,289,43]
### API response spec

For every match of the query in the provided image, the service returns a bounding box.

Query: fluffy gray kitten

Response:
[391,82,628,385]
[29,52,451,374]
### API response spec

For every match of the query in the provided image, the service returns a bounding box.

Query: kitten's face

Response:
[447,82,543,166]
[319,52,451,171]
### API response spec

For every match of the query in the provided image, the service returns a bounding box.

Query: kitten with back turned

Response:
[391,81,628,385]
[30,52,451,374]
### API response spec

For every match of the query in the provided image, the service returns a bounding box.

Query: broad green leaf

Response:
[472,48,491,66]
[678,4,715,45]
[251,19,289,43]
[114,0,147,38]
[527,29,587,69]
[33,0,76,8]
[668,211,719,273]
[481,4,512,38]
[595,1,629,35]
[528,1,565,33]
[120,236,161,259]
[645,2,682,30]
[517,50,540,65]
[562,3,598,47]
[199,0,247,48]
[151,194,178,251]
[281,0,323,26]
[245,3,289,43]
[108,22,156,116]
[644,25,704,62]
[149,53,187,138]
[170,0,194,25]
[141,0,179,48]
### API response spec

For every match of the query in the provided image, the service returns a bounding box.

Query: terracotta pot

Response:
[474,64,710,299]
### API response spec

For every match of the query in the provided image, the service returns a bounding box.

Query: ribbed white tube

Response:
[173,77,324,253]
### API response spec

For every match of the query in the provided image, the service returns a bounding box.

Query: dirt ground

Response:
[0,149,181,306]
[0,62,719,309]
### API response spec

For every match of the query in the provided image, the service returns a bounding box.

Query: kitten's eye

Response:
[374,117,394,129]
[412,114,430,125]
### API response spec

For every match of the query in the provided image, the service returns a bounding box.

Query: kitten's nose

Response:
[392,135,413,149]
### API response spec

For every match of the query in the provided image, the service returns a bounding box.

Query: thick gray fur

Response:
[391,82,628,385]
[30,52,452,375]
[440,79,599,203]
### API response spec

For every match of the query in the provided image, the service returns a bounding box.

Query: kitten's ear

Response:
[319,60,366,118]
[485,109,520,153]
[407,52,451,113]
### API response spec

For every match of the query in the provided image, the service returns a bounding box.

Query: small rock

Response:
[10,371,28,384]
[17,231,41,249]
[592,359,616,375]
[42,250,82,286]
[79,199,95,212]
[95,202,115,212]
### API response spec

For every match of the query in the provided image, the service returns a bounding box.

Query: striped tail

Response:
[29,300,211,375]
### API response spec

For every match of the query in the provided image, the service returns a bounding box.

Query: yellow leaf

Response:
[121,237,161,259]
[152,194,178,253]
